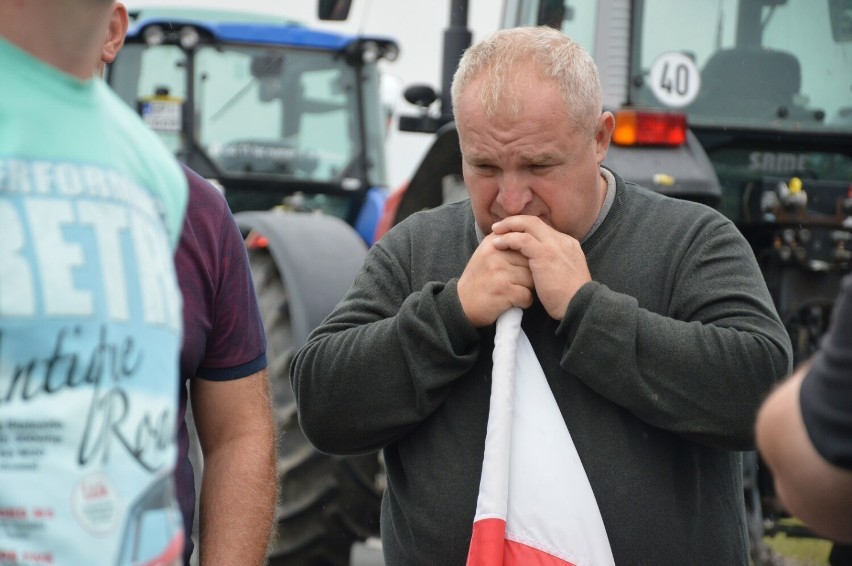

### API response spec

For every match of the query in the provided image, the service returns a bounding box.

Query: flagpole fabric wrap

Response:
[467,307,615,566]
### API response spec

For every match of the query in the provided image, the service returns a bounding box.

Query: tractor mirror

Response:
[318,0,352,21]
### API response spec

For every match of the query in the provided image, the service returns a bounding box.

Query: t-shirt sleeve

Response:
[800,273,852,470]
[197,188,267,381]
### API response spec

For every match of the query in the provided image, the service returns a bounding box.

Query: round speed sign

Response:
[649,52,701,108]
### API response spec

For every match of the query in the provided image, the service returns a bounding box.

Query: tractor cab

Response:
[108,8,398,243]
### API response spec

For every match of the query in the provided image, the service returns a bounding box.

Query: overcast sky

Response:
[124,0,502,188]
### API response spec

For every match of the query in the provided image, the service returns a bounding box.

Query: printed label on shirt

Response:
[0,157,183,566]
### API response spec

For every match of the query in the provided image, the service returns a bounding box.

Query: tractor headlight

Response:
[360,41,380,64]
[381,43,399,62]
[178,26,200,49]
[143,25,165,46]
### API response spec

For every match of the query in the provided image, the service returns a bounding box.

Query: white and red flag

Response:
[466,307,615,566]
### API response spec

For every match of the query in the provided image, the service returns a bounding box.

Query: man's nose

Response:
[497,172,532,215]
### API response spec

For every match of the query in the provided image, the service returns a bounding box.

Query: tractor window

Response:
[630,0,852,133]
[196,46,358,182]
[108,42,382,188]
[551,0,598,55]
[501,0,599,54]
[109,45,186,155]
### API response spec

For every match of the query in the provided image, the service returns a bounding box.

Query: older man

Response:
[291,26,792,565]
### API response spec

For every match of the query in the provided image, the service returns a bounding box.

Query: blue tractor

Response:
[108,6,396,564]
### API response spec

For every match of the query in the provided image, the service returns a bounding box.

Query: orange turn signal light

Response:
[612,110,687,147]
[245,230,269,250]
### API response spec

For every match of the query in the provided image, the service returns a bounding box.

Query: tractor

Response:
[107,5,396,564]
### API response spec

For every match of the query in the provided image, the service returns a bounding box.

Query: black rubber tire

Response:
[249,248,383,566]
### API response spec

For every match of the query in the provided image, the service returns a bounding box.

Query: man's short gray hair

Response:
[451,26,602,135]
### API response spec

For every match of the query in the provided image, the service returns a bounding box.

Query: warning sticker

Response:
[140,99,182,132]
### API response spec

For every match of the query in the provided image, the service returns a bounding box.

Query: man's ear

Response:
[101,3,129,66]
[595,111,615,165]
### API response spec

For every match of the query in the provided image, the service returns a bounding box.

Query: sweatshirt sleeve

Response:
[559,219,793,450]
[289,227,482,455]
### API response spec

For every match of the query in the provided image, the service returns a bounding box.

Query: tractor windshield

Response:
[109,39,388,214]
[629,0,852,133]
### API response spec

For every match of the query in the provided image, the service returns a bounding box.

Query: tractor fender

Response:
[235,210,368,348]
[604,130,722,205]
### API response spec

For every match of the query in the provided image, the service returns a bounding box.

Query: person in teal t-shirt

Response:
[0,1,188,564]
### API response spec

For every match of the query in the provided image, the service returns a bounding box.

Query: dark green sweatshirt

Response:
[291,172,792,565]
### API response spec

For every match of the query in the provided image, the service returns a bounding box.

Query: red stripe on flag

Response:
[468,518,580,566]
[467,518,506,566]
[505,538,579,566]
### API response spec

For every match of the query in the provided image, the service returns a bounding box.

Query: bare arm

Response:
[191,369,277,565]
[756,363,852,543]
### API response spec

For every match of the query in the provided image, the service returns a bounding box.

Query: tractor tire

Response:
[249,248,383,566]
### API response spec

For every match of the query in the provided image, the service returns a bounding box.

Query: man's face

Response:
[456,72,611,239]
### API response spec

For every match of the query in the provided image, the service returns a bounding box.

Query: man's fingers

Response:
[491,215,548,238]
[499,247,530,267]
[491,230,534,253]
[488,215,590,321]
[457,237,536,327]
